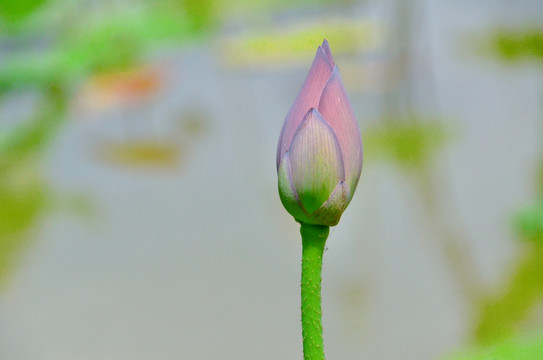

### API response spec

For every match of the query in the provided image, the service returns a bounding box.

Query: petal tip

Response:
[320,39,334,66]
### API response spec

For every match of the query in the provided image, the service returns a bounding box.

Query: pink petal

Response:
[320,39,335,67]
[317,66,363,192]
[277,151,310,222]
[276,46,334,169]
[289,109,345,214]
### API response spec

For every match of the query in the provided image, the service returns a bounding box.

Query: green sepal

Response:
[308,180,351,226]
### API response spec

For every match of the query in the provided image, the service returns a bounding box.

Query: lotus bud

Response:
[277,39,363,226]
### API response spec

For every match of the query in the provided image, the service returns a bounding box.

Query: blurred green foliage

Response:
[471,202,543,345]
[0,86,66,170]
[474,27,543,348]
[463,27,543,358]
[445,332,543,360]
[0,0,221,286]
[363,120,451,169]
[223,19,378,68]
[0,53,67,92]
[99,141,180,167]
[0,0,222,91]
[0,10,209,90]
[469,199,543,344]
[0,177,50,285]
[514,201,543,243]
[489,29,543,62]
[224,0,348,15]
[474,243,543,345]
[0,0,48,26]
[539,161,543,196]
[0,179,48,237]
[0,86,64,286]
[168,0,218,33]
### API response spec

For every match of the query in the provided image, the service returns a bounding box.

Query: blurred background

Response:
[1,0,543,359]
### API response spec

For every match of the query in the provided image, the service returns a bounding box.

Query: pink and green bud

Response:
[277,40,363,227]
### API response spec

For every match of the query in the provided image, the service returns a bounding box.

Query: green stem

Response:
[300,223,329,360]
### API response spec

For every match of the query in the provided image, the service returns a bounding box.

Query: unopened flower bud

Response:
[277,40,363,226]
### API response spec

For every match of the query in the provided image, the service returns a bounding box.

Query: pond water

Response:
[1,1,543,359]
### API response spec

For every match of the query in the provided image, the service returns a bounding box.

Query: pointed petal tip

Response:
[314,46,333,68]
[277,45,335,163]
[299,108,324,129]
[320,39,334,66]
